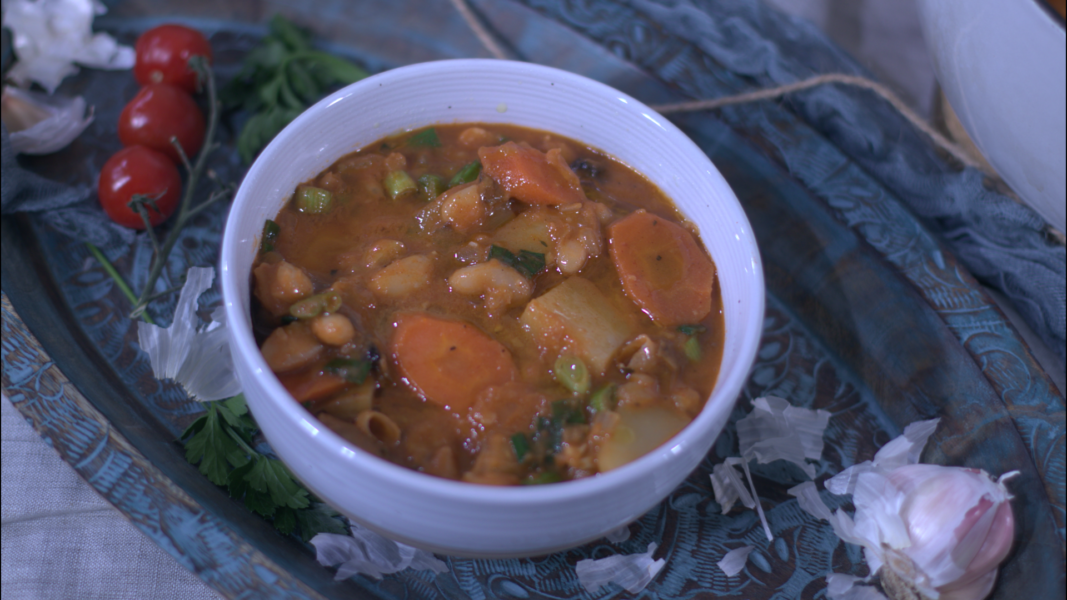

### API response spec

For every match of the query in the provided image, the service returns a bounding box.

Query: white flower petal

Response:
[717,545,753,577]
[138,267,214,380]
[136,267,241,401]
[575,542,665,594]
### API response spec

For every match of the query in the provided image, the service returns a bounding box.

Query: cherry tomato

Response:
[98,146,182,229]
[134,24,213,93]
[118,83,205,164]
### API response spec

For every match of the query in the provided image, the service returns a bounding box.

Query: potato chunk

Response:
[519,277,633,375]
[260,321,323,372]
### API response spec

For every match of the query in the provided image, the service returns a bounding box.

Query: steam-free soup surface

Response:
[251,123,723,485]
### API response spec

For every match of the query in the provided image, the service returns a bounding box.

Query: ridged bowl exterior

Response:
[220,59,764,557]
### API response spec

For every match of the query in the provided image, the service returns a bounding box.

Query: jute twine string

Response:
[452,0,1066,244]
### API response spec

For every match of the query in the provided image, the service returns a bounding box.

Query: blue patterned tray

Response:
[2,1,1063,599]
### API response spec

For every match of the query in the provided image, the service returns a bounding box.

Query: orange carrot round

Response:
[608,210,716,327]
[391,313,517,413]
[478,142,585,205]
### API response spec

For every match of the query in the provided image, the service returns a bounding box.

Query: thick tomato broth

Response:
[251,123,724,485]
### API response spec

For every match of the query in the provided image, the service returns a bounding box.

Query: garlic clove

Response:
[1,85,93,154]
[1,87,53,131]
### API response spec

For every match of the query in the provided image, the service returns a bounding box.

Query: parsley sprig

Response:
[181,394,347,541]
[222,15,370,162]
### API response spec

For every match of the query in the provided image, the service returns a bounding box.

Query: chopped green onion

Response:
[260,219,281,253]
[324,358,371,384]
[417,174,446,201]
[488,245,546,278]
[406,128,442,148]
[684,336,701,362]
[677,324,707,336]
[290,295,325,319]
[289,290,343,319]
[511,433,530,463]
[296,186,333,213]
[384,171,417,200]
[523,470,562,485]
[589,384,616,413]
[280,315,298,325]
[321,290,342,313]
[448,161,481,187]
[554,355,591,395]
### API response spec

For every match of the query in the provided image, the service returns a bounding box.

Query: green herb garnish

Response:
[181,395,347,541]
[448,161,482,187]
[511,433,530,463]
[260,219,281,253]
[677,324,707,336]
[406,127,442,148]
[324,358,371,384]
[222,15,370,163]
[488,245,546,278]
[523,470,563,485]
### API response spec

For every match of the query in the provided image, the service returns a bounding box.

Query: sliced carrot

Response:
[608,210,716,327]
[478,142,585,205]
[278,366,347,403]
[391,312,517,413]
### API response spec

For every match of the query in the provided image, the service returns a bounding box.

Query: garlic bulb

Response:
[878,464,1016,600]
[791,419,1017,600]
[1,86,93,154]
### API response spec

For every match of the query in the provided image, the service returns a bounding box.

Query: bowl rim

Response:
[221,58,765,504]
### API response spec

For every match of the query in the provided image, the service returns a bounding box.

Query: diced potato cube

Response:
[519,277,633,375]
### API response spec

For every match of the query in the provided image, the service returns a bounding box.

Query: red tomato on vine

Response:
[118,83,205,164]
[98,146,182,229]
[134,24,213,93]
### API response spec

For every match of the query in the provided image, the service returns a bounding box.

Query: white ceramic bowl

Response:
[917,0,1066,232]
[221,59,764,557]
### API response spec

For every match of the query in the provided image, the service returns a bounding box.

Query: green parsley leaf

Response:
[182,395,350,541]
[488,245,546,279]
[295,503,349,542]
[406,128,442,148]
[183,405,239,486]
[223,15,369,162]
[179,414,209,441]
[245,457,310,510]
[677,324,707,336]
[273,507,298,536]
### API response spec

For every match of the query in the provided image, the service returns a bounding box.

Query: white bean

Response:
[448,259,532,310]
[370,254,434,297]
